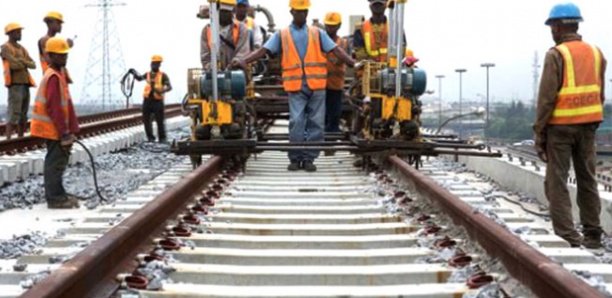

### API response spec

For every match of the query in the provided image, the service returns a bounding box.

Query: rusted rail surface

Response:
[0,104,182,154]
[388,155,604,298]
[21,156,225,298]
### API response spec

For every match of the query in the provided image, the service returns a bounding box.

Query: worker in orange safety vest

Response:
[534,2,607,249]
[1,22,36,139]
[30,37,80,209]
[234,0,355,172]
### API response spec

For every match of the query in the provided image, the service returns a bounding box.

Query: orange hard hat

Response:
[289,0,311,10]
[45,37,70,54]
[151,55,163,63]
[44,11,64,23]
[4,23,23,35]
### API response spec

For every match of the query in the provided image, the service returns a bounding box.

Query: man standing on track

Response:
[30,37,80,209]
[130,55,172,143]
[1,22,36,139]
[234,0,355,172]
[535,2,607,249]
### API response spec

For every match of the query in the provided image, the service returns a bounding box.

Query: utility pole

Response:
[480,63,495,138]
[455,69,467,138]
[532,51,541,110]
[435,75,445,127]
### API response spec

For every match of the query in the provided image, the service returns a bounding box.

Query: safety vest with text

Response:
[2,42,36,87]
[362,20,388,62]
[143,72,165,101]
[548,40,604,125]
[280,26,327,92]
[326,36,348,91]
[30,68,72,140]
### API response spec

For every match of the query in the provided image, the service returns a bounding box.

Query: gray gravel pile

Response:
[0,137,186,211]
[0,232,47,259]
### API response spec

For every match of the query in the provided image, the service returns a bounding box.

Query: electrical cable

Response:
[74,140,109,203]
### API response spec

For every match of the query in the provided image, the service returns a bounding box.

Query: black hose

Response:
[74,140,109,203]
[120,70,137,108]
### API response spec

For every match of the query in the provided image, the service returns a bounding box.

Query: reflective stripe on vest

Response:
[245,17,255,30]
[143,72,165,100]
[549,41,603,125]
[280,26,328,92]
[206,23,240,50]
[30,68,71,140]
[362,20,388,62]
[326,37,347,91]
[2,43,36,87]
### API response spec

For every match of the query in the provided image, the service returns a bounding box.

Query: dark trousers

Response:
[325,89,343,133]
[544,124,601,245]
[44,140,69,202]
[142,99,166,141]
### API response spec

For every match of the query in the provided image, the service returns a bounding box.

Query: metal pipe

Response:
[394,1,405,97]
[389,156,604,298]
[210,1,220,101]
[387,3,395,62]
[254,5,276,33]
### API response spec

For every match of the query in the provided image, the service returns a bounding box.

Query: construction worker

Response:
[403,48,419,67]
[38,11,73,82]
[234,0,355,172]
[534,3,607,248]
[30,37,80,209]
[353,0,388,62]
[324,12,349,133]
[130,55,172,143]
[235,0,263,50]
[201,0,249,70]
[1,23,36,140]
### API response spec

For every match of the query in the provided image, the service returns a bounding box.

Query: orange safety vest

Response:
[2,43,36,87]
[143,71,165,100]
[40,55,73,84]
[362,20,388,62]
[326,36,348,91]
[280,26,328,92]
[30,68,72,140]
[206,22,240,50]
[548,40,604,125]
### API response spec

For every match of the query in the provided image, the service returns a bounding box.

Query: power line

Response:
[81,0,127,111]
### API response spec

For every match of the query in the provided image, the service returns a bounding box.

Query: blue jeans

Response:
[288,87,326,162]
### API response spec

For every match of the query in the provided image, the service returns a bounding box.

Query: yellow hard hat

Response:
[44,11,64,23]
[405,48,414,58]
[219,0,237,5]
[151,55,163,62]
[45,37,70,54]
[4,23,23,35]
[289,0,311,10]
[324,12,342,25]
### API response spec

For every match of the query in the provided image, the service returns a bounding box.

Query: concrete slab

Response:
[207,213,401,225]
[202,222,416,236]
[169,247,433,266]
[140,284,470,298]
[215,204,389,215]
[537,248,598,263]
[164,263,453,286]
[218,197,381,207]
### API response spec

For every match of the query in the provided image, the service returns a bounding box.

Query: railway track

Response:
[1,127,606,297]
[0,104,182,155]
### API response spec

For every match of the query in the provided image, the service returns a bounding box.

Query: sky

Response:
[0,0,611,108]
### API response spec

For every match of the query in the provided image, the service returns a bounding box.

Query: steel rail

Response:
[0,105,182,154]
[388,155,604,298]
[20,156,225,298]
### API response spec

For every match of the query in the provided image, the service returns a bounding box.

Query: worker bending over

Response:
[235,0,355,172]
[535,2,607,249]
[1,23,36,139]
[30,37,80,209]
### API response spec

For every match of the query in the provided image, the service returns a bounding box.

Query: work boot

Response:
[5,123,13,140]
[287,161,301,171]
[47,196,80,209]
[17,123,25,138]
[302,161,317,172]
[583,228,603,249]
